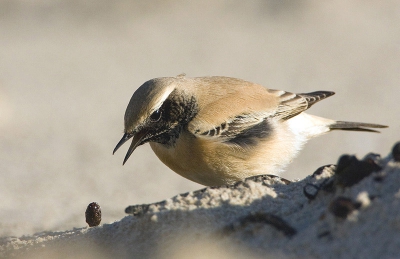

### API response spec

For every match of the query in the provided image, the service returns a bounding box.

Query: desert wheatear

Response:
[113,75,387,186]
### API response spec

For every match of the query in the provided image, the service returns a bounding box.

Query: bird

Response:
[113,74,387,186]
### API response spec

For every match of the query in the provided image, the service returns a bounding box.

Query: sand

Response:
[1,144,399,258]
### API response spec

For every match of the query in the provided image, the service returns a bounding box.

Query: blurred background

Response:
[0,0,398,237]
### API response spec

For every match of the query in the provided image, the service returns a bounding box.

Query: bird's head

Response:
[113,76,198,165]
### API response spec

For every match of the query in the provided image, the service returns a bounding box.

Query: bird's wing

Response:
[187,77,334,142]
[272,90,335,120]
[187,77,276,141]
[190,112,267,139]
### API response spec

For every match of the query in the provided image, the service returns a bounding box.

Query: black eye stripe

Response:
[144,91,198,148]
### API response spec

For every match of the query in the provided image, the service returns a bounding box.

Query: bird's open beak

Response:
[113,130,148,165]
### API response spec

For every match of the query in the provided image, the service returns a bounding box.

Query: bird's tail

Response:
[329,121,388,133]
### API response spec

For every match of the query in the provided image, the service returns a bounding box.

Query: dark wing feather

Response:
[269,90,335,121]
[196,114,263,139]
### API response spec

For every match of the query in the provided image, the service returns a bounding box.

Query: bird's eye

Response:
[150,109,162,122]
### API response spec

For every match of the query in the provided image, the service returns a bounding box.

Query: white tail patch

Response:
[286,113,333,139]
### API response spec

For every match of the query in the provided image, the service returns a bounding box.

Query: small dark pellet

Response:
[85,202,101,227]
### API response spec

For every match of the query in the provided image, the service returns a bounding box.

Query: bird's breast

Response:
[150,131,237,185]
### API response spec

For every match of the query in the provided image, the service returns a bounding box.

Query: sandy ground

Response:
[0,0,399,239]
[1,148,400,258]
